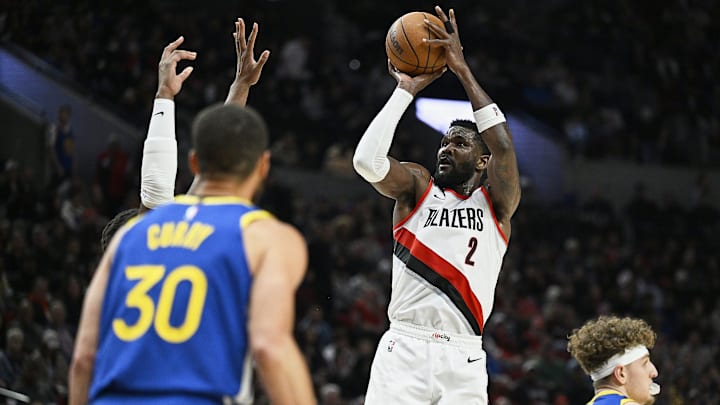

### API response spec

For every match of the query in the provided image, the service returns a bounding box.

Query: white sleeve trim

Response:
[352,88,413,183]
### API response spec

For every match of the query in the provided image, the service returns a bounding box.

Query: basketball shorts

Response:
[365,321,488,405]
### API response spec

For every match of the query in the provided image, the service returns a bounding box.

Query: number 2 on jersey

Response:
[113,265,208,343]
[465,237,478,266]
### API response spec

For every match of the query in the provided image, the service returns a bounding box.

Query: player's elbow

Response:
[250,332,291,366]
[352,154,388,183]
[352,152,369,175]
[70,350,96,380]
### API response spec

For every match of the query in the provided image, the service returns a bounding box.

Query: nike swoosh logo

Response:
[433,194,445,200]
[467,357,482,363]
[154,111,164,116]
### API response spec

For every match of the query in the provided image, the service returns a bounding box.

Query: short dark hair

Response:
[449,119,490,155]
[192,103,269,179]
[101,208,139,251]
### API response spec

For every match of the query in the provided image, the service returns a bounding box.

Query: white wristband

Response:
[473,103,506,133]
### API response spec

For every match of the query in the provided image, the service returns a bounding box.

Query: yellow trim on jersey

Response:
[587,389,633,405]
[240,210,274,229]
[174,195,253,205]
[123,214,143,230]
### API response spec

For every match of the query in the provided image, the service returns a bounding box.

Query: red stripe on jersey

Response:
[393,179,434,231]
[394,227,485,333]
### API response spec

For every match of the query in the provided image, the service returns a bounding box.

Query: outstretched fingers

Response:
[178,66,194,82]
[170,50,197,63]
[162,36,185,59]
[157,35,196,98]
[161,35,196,66]
[257,49,271,68]
[434,6,459,35]
[424,19,449,39]
[246,22,259,54]
[235,18,247,53]
[448,8,459,33]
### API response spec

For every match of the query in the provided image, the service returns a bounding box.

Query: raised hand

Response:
[225,18,270,106]
[424,6,466,74]
[156,36,197,99]
[388,59,446,96]
[233,18,270,87]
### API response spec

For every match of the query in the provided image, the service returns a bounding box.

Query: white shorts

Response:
[365,321,488,405]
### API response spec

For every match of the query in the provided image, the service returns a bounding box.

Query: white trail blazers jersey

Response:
[390,179,508,336]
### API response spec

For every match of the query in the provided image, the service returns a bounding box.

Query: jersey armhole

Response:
[240,210,274,229]
[480,186,509,245]
[393,179,433,231]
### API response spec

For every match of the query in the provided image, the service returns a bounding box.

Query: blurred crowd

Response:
[1,0,720,404]
[2,0,719,168]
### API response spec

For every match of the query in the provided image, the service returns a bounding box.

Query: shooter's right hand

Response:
[389,59,446,96]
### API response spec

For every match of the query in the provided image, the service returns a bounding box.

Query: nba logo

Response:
[387,339,396,352]
[185,205,198,221]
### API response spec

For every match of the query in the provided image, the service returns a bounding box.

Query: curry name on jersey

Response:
[90,195,272,404]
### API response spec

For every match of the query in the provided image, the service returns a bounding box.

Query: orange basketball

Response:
[385,11,447,76]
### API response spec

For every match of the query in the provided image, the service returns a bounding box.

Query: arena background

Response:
[0,0,718,403]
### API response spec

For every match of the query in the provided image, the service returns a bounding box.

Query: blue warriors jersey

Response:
[587,389,635,405]
[90,195,273,404]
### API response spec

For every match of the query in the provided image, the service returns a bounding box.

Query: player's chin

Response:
[433,170,447,184]
[638,392,655,405]
[435,164,452,176]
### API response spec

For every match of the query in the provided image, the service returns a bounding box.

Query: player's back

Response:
[586,389,636,405]
[90,195,272,404]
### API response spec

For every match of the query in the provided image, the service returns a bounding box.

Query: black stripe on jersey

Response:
[393,241,483,335]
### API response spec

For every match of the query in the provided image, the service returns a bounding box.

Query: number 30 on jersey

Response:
[113,265,208,344]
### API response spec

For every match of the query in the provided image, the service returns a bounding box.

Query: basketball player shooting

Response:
[353,6,520,404]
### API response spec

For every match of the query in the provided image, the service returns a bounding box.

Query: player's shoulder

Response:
[399,161,432,197]
[244,214,305,247]
[400,161,431,179]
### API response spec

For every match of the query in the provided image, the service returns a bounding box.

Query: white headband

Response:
[590,346,649,381]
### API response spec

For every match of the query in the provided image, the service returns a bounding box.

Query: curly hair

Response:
[101,208,139,252]
[567,316,656,376]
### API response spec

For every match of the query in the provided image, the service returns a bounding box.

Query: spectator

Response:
[48,104,75,183]
[0,327,25,388]
[94,135,131,216]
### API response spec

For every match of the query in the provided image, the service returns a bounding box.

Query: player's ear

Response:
[257,150,271,179]
[188,150,200,175]
[612,365,627,384]
[475,154,490,171]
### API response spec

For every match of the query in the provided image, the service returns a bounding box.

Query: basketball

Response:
[385,11,447,76]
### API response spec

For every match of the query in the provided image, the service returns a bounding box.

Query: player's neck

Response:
[445,177,483,197]
[187,176,256,201]
[594,383,628,397]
